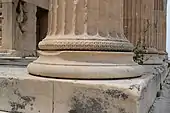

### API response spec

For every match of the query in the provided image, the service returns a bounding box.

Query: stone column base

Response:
[28,51,144,79]
[158,51,168,62]
[143,53,163,65]
[142,48,163,65]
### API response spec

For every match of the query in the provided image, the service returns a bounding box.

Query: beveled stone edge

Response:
[27,51,145,79]
[28,62,144,79]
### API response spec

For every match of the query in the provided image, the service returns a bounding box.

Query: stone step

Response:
[0,64,168,113]
[149,70,170,113]
[0,57,36,66]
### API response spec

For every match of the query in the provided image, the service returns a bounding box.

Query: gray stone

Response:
[149,70,170,113]
[0,64,168,113]
[0,66,53,113]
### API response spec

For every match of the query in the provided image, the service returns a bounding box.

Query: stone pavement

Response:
[149,68,170,113]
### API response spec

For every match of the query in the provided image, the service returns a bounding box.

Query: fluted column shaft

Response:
[123,0,155,48]
[123,0,167,53]
[154,0,166,52]
[39,0,133,52]
[123,0,167,65]
[162,13,166,51]
[28,0,145,79]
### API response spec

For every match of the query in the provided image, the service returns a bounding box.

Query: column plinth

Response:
[28,0,144,79]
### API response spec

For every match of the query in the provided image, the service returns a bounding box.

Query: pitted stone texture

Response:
[53,65,164,113]
[0,65,167,113]
[149,68,170,113]
[54,82,135,113]
[160,63,169,84]
[143,54,163,65]
[0,75,53,113]
[1,0,37,57]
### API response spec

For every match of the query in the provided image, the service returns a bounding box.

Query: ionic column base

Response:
[28,51,144,79]
[39,37,133,52]
[143,48,163,65]
[158,51,168,62]
[143,54,163,65]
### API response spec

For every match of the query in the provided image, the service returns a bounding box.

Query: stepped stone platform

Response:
[0,63,168,113]
[149,69,170,113]
[0,57,36,66]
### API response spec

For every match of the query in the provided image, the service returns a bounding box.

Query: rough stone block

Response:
[0,64,168,113]
[160,63,169,84]
[0,74,53,113]
[53,65,163,113]
[143,54,163,65]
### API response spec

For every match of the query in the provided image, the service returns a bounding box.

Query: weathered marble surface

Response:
[149,70,170,113]
[1,0,37,57]
[22,0,49,10]
[0,64,168,113]
[0,57,36,66]
[0,66,53,113]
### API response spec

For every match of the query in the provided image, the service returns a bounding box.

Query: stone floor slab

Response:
[0,66,53,113]
[53,65,165,113]
[0,65,167,113]
[149,70,170,113]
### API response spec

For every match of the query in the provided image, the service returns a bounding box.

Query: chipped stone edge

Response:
[0,64,168,113]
